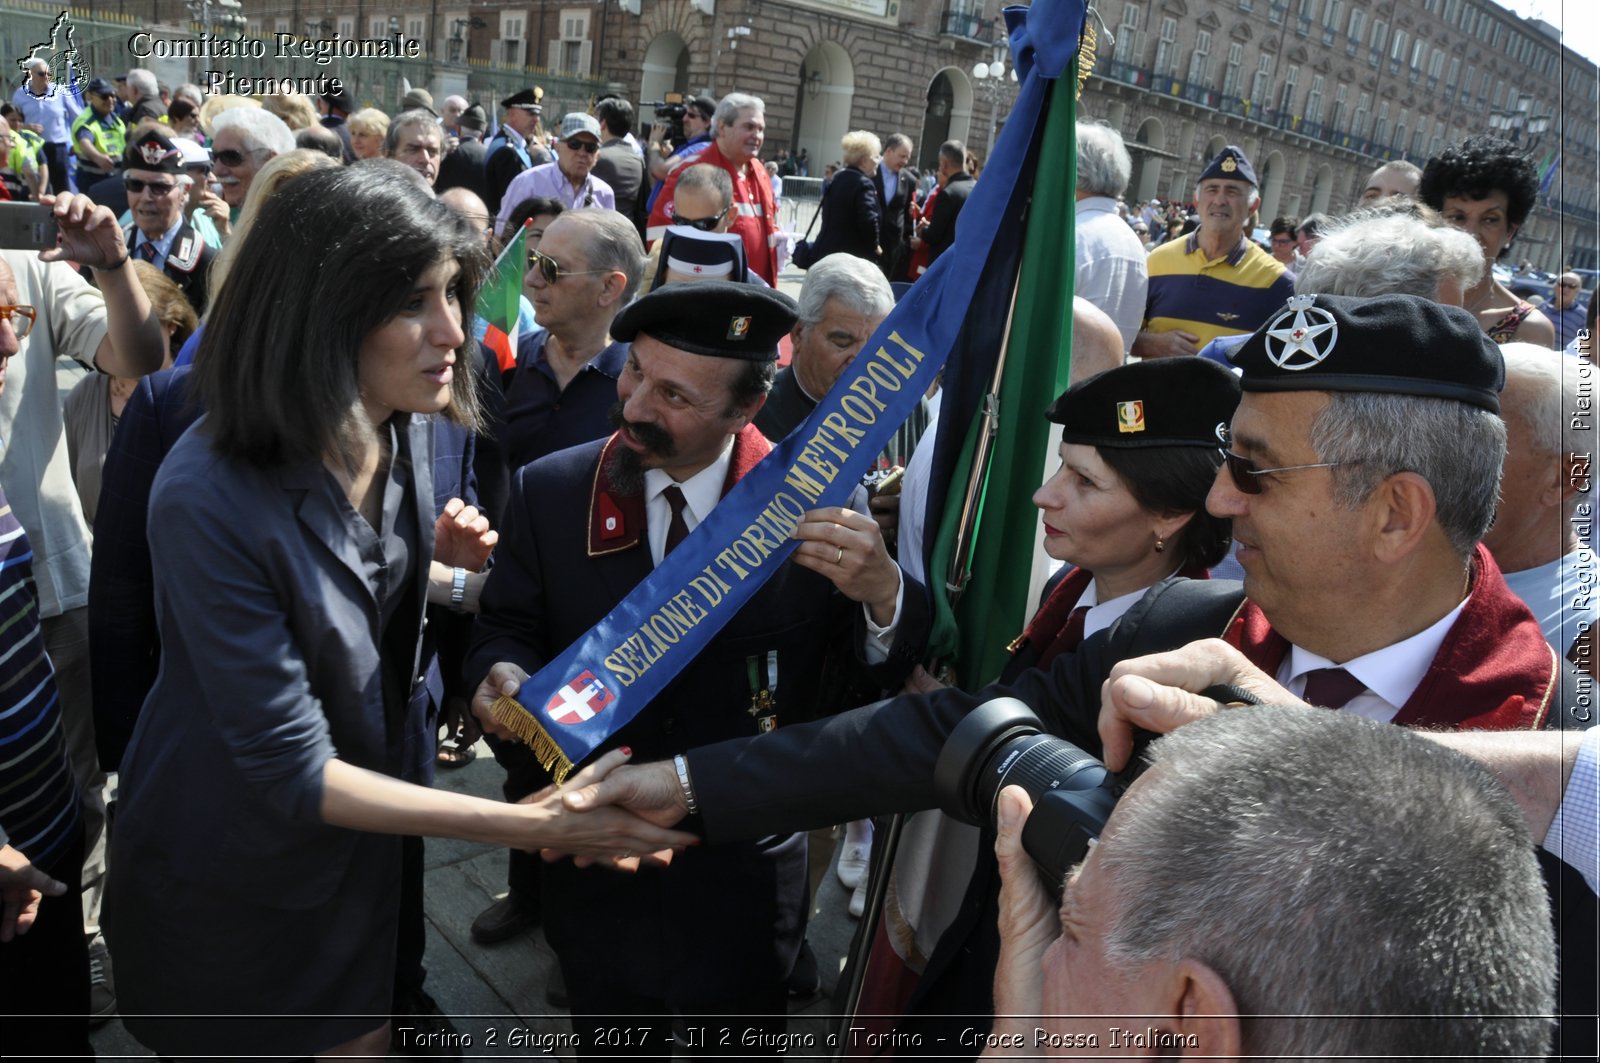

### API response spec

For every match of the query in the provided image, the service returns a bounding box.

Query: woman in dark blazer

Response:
[103,163,693,1059]
[807,130,883,264]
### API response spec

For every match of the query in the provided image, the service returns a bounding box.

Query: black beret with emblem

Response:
[501,87,544,112]
[1198,144,1258,187]
[1047,357,1241,449]
[1227,293,1503,413]
[124,128,185,175]
[611,280,797,361]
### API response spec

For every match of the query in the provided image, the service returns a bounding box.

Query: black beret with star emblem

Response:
[611,279,797,361]
[1227,293,1503,413]
[124,128,185,174]
[1198,145,1258,187]
[1047,357,1241,449]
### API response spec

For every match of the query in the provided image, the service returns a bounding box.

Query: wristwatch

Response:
[449,567,468,612]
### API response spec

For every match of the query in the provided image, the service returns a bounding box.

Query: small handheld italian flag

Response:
[480,221,528,375]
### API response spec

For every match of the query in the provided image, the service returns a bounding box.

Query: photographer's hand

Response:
[1098,639,1304,772]
[989,786,1058,1043]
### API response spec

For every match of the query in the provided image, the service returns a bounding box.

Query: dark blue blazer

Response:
[89,365,476,773]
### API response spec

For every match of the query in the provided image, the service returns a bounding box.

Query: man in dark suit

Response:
[120,129,214,316]
[920,139,973,266]
[469,281,924,1054]
[592,96,645,225]
[435,104,490,201]
[872,133,919,282]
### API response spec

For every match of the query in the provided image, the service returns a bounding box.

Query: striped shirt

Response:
[0,491,78,865]
[1143,231,1295,347]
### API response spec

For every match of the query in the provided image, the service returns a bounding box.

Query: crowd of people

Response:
[0,50,1597,1063]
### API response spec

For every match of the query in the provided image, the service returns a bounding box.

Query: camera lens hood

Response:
[933,697,1045,825]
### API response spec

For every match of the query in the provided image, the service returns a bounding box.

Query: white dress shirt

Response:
[643,443,901,660]
[1277,598,1470,722]
[1068,580,1155,642]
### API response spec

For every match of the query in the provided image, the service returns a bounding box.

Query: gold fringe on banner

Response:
[1077,23,1097,100]
[492,695,575,784]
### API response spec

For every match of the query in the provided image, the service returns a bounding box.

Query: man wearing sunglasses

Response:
[119,130,214,316]
[495,113,615,233]
[207,108,293,237]
[1548,272,1588,350]
[563,292,1595,1051]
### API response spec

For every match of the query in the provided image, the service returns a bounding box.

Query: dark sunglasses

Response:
[123,177,179,195]
[212,148,263,167]
[676,207,730,232]
[1220,449,1360,494]
[527,248,612,285]
[563,138,600,154]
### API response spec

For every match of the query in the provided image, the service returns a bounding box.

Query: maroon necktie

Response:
[662,485,690,556]
[139,242,160,263]
[1058,605,1091,653]
[1300,667,1367,710]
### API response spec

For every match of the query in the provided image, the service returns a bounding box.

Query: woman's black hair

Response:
[194,160,487,469]
[500,196,564,243]
[1419,134,1539,234]
[1097,446,1231,570]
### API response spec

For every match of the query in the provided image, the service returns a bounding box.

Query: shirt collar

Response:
[1184,229,1250,266]
[644,439,735,526]
[138,216,185,261]
[1285,597,1470,712]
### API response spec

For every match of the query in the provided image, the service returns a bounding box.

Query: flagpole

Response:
[943,270,1025,609]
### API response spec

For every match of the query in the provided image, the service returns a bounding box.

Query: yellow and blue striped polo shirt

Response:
[1143,232,1295,346]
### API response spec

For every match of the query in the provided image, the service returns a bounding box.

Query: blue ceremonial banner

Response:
[493,0,1089,782]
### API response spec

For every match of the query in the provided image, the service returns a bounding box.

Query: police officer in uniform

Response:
[485,87,550,217]
[70,78,125,190]
[120,129,216,316]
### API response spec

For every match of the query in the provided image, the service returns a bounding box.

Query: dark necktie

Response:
[1300,667,1367,710]
[1058,605,1091,652]
[662,485,690,556]
[139,241,160,263]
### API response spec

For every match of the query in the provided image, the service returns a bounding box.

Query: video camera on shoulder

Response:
[644,93,688,150]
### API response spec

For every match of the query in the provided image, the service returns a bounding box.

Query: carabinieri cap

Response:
[611,280,797,361]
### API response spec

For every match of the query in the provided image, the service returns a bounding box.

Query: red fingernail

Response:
[620,745,632,756]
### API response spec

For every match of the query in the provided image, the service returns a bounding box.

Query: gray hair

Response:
[212,106,295,157]
[23,57,49,74]
[1309,391,1506,557]
[174,83,204,108]
[1075,122,1131,198]
[1296,210,1484,298]
[713,93,765,131]
[1500,343,1592,520]
[126,68,159,100]
[383,109,442,156]
[797,253,894,328]
[560,208,646,305]
[676,163,733,212]
[1102,707,1554,1061]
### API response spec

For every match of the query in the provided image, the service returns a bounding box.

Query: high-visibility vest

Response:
[70,110,126,170]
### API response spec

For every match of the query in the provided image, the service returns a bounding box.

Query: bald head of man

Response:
[1068,296,1128,384]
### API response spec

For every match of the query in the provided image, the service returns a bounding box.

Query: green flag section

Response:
[925,64,1078,689]
[480,221,527,375]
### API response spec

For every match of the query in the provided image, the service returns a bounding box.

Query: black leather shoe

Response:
[391,988,464,1056]
[470,894,539,944]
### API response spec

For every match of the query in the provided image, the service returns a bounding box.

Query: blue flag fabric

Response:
[493,0,1090,782]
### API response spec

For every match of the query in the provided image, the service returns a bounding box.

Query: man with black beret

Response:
[564,292,1593,1054]
[1133,145,1294,360]
[316,86,355,161]
[121,128,215,315]
[468,280,925,1048]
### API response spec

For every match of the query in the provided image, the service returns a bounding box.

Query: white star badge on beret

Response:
[1264,294,1338,371]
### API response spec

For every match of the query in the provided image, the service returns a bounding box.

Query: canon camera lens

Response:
[933,698,1122,889]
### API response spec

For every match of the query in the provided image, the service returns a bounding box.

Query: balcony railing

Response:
[941,8,991,43]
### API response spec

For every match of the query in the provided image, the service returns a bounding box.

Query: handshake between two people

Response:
[467,639,1307,874]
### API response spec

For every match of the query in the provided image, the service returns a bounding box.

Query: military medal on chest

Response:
[747,650,778,732]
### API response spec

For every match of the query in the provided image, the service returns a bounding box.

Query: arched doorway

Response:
[1258,149,1286,221]
[793,41,855,174]
[1310,163,1333,213]
[1204,134,1227,163]
[918,67,974,170]
[1132,117,1165,202]
[639,32,690,139]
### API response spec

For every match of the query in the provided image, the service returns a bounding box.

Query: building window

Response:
[1353,91,1369,136]
[407,16,426,41]
[1374,100,1389,146]
[1188,30,1212,86]
[551,8,591,74]
[1331,83,1347,129]
[1369,19,1387,66]
[1154,17,1179,77]
[369,16,387,37]
[1118,4,1144,66]
[1393,109,1406,154]
[1305,74,1325,124]
[1445,56,1460,94]
[337,17,354,37]
[1251,54,1275,106]
[1279,64,1299,115]
[1223,42,1245,98]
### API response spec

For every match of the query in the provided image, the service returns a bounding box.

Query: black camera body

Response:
[644,96,687,151]
[934,698,1122,890]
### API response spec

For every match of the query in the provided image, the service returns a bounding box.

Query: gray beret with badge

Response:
[1227,292,1504,413]
[611,280,798,361]
[1047,357,1241,449]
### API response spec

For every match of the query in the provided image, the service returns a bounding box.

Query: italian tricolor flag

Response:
[480,221,527,375]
